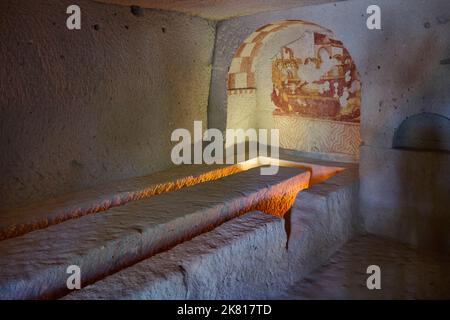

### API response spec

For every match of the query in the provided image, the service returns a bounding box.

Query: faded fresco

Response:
[226,21,361,157]
[271,32,361,123]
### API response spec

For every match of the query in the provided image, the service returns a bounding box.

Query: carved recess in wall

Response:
[271,32,361,123]
[226,21,361,157]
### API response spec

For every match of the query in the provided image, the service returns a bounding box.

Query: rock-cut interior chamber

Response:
[1,0,450,300]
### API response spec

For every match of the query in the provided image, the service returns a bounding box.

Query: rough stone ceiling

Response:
[94,0,344,20]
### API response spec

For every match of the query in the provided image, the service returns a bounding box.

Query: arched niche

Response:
[226,20,361,159]
[393,113,450,152]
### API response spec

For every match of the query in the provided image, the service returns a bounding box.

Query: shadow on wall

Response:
[393,113,450,153]
[393,113,450,251]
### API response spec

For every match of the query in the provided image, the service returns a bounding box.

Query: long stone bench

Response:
[63,211,288,300]
[62,166,360,300]
[0,166,310,299]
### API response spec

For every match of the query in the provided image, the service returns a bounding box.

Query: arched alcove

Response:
[393,113,450,152]
[226,20,361,159]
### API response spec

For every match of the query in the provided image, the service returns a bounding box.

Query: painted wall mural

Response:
[271,32,361,123]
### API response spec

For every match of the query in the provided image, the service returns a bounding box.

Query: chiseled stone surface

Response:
[0,163,246,241]
[281,234,450,299]
[0,151,343,241]
[0,0,215,209]
[64,211,288,300]
[64,164,359,300]
[0,166,309,299]
[209,0,450,254]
